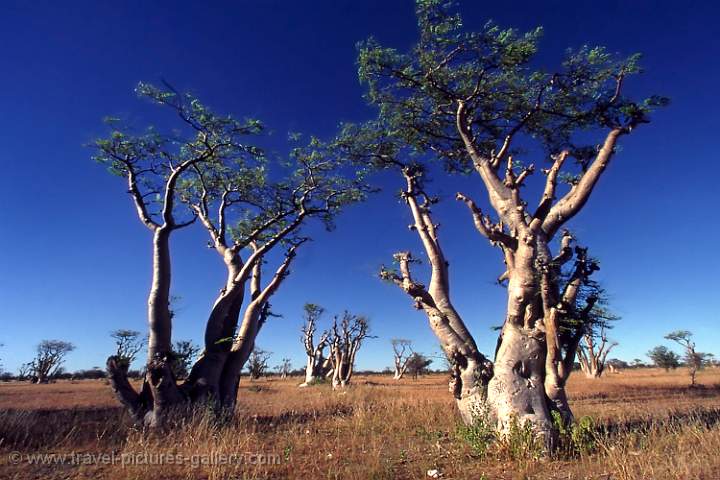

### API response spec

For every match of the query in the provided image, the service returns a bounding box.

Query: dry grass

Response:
[1,368,719,479]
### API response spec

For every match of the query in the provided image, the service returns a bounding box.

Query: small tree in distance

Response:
[665,330,711,387]
[577,325,618,378]
[329,312,374,388]
[406,352,433,380]
[300,303,332,386]
[30,340,76,383]
[391,338,413,380]
[275,358,292,379]
[631,358,646,368]
[647,346,680,372]
[170,340,200,380]
[110,329,144,372]
[247,349,272,380]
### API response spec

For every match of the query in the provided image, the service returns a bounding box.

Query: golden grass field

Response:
[1,368,719,479]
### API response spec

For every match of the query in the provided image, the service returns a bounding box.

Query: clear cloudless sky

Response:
[1,0,718,374]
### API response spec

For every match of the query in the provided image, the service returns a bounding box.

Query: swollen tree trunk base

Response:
[486,325,554,440]
[455,389,491,427]
[108,354,244,428]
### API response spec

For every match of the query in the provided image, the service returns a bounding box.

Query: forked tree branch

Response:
[455,192,517,248]
[542,128,625,237]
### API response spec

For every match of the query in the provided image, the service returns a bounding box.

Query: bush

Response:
[552,411,596,457]
[457,403,496,457]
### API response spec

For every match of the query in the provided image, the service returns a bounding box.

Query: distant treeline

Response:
[4,359,713,383]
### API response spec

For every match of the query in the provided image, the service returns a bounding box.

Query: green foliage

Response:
[94,82,372,248]
[304,376,327,386]
[170,340,201,379]
[647,345,681,371]
[456,402,496,457]
[504,414,545,461]
[551,411,596,457]
[406,352,433,379]
[354,0,667,175]
[93,82,267,229]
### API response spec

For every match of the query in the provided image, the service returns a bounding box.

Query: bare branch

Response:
[455,101,511,208]
[126,162,159,230]
[455,192,517,248]
[542,128,625,237]
[533,150,569,222]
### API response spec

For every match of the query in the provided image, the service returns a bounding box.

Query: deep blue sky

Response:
[1,1,718,374]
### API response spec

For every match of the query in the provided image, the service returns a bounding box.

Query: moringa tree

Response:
[98,83,369,426]
[354,0,665,437]
[97,82,260,425]
[177,119,369,410]
[665,330,711,387]
[274,358,292,379]
[576,296,619,379]
[29,340,75,384]
[328,312,373,389]
[370,159,598,430]
[299,303,332,386]
[577,324,617,379]
[390,338,413,380]
[110,329,145,372]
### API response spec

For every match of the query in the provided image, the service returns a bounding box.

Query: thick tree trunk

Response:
[302,350,327,385]
[486,324,554,437]
[107,226,191,428]
[147,227,173,359]
[393,357,409,380]
[185,254,244,404]
[578,348,605,379]
[303,356,317,385]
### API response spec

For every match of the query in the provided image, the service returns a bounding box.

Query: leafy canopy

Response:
[357,0,667,175]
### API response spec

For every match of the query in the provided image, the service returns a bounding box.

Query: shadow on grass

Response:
[595,406,720,437]
[241,404,355,433]
[0,406,130,450]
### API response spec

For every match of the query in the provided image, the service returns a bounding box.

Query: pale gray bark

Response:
[147,227,173,359]
[183,179,307,406]
[577,326,616,379]
[380,100,623,442]
[328,313,372,389]
[381,166,493,422]
[391,339,412,380]
[487,323,553,436]
[300,314,330,386]
[219,247,298,410]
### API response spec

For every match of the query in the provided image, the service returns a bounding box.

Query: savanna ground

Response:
[1,368,719,480]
